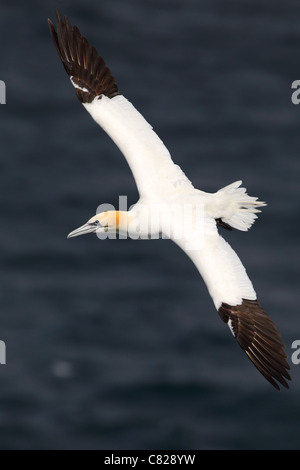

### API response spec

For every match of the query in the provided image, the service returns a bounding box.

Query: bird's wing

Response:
[48,11,193,198]
[172,218,291,390]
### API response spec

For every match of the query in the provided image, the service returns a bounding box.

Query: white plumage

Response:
[83,92,259,309]
[48,11,291,390]
[84,94,194,196]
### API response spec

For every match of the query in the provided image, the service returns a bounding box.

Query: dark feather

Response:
[216,218,233,231]
[218,299,291,390]
[48,11,120,103]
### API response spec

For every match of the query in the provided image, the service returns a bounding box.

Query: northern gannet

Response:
[48,11,291,390]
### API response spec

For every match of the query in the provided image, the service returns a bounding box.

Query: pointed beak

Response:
[67,223,96,239]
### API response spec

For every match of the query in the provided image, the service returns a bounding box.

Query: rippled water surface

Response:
[0,0,300,449]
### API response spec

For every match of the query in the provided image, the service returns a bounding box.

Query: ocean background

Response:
[0,0,300,449]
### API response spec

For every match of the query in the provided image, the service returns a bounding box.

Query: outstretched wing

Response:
[173,219,291,391]
[48,11,193,197]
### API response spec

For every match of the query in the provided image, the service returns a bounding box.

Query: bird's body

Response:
[49,12,291,390]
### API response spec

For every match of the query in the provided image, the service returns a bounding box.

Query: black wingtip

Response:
[48,11,121,103]
[218,299,291,391]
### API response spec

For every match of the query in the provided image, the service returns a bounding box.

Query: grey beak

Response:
[67,223,96,239]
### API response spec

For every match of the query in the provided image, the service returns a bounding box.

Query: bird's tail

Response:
[216,181,267,231]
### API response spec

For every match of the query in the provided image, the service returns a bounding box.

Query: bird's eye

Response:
[89,220,100,226]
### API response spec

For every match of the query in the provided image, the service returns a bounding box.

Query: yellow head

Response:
[67,211,131,238]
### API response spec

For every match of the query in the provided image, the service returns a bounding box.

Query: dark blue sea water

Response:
[0,0,300,450]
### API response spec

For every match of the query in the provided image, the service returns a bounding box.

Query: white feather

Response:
[83,95,194,197]
[82,94,259,311]
[172,218,256,309]
[209,181,266,231]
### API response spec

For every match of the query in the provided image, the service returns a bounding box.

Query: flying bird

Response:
[48,11,291,390]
